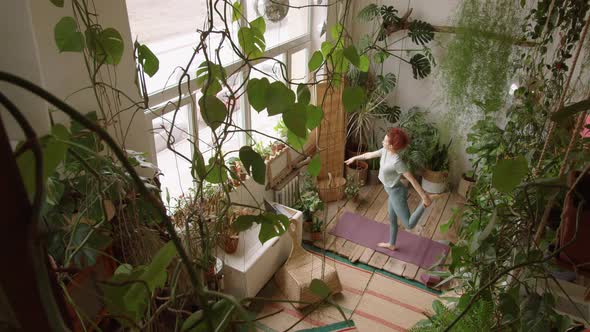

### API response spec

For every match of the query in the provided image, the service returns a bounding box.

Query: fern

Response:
[408,20,435,46]
[409,299,494,332]
[358,4,380,21]
[410,53,432,79]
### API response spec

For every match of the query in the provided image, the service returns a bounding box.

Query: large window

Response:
[127,0,312,199]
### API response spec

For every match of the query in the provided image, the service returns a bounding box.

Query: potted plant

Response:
[398,108,440,174]
[346,87,401,159]
[226,157,247,186]
[345,159,369,186]
[295,190,324,232]
[221,211,240,254]
[421,140,452,194]
[458,170,477,199]
[345,175,360,200]
[310,216,323,241]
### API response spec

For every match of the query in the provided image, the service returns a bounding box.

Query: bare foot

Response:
[377,242,397,251]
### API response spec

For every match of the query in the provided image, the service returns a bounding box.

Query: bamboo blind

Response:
[315,83,345,180]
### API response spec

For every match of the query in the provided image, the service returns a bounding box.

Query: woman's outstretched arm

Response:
[344,150,381,165]
[402,172,432,207]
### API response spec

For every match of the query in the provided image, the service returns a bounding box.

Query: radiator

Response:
[272,173,300,207]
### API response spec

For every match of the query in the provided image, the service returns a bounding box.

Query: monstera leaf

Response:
[410,54,431,79]
[408,20,435,46]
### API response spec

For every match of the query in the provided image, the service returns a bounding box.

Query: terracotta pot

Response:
[303,221,313,233]
[345,160,369,186]
[368,169,380,185]
[311,232,322,241]
[421,169,448,194]
[223,235,239,254]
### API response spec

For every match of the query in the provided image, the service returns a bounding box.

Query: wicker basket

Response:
[317,173,346,202]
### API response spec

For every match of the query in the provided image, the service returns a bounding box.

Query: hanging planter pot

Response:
[255,0,289,23]
[421,169,448,194]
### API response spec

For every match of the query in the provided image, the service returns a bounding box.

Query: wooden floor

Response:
[313,182,463,284]
[251,184,464,331]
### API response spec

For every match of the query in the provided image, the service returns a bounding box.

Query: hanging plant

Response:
[440,0,525,114]
[255,0,290,23]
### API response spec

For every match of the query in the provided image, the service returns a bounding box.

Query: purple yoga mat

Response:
[330,212,449,268]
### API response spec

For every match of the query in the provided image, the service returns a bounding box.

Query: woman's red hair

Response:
[386,128,410,151]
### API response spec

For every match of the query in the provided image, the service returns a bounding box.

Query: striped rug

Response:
[250,245,439,331]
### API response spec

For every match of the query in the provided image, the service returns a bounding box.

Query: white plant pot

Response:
[421,169,448,194]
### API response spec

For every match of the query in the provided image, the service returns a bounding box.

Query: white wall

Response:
[349,0,469,185]
[1,0,155,163]
[0,0,50,140]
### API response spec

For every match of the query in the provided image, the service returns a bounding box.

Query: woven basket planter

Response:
[345,160,368,186]
[421,169,448,194]
[318,173,346,202]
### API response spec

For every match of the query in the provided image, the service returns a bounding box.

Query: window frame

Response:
[138,0,313,194]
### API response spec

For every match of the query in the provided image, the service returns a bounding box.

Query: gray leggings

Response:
[384,184,426,245]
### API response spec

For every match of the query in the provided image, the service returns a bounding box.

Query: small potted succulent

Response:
[310,216,324,241]
[345,175,360,200]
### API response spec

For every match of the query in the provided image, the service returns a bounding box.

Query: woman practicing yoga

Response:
[344,128,432,251]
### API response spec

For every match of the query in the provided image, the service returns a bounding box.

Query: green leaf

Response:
[330,48,349,74]
[239,146,266,185]
[198,95,227,130]
[308,51,324,72]
[343,46,360,67]
[330,24,343,41]
[258,213,290,244]
[376,73,396,94]
[238,26,265,58]
[283,103,308,138]
[320,41,333,57]
[17,125,70,198]
[308,154,321,177]
[196,61,225,96]
[247,78,270,112]
[297,84,311,105]
[408,20,434,46]
[358,55,370,72]
[191,149,207,181]
[54,17,85,52]
[50,0,64,7]
[182,299,234,332]
[205,158,228,184]
[432,300,445,315]
[409,54,431,79]
[233,215,257,232]
[492,156,528,193]
[358,4,380,21]
[342,86,366,113]
[250,17,266,34]
[306,105,323,129]
[551,98,590,122]
[310,279,331,298]
[137,44,159,77]
[266,82,295,116]
[46,177,65,206]
[287,130,307,151]
[96,28,124,65]
[232,1,243,22]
